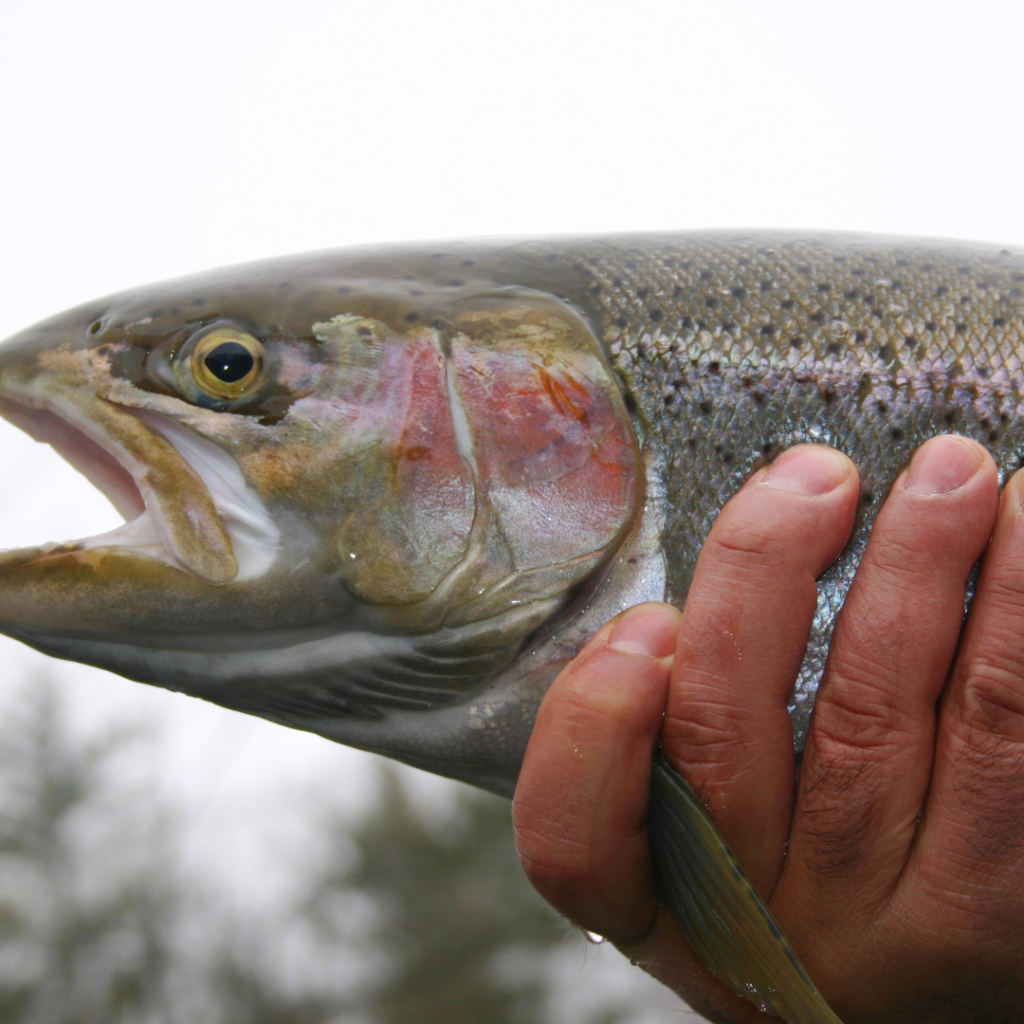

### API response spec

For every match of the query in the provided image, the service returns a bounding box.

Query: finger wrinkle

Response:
[953,659,1024,744]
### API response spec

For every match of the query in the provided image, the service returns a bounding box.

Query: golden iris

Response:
[190,327,265,399]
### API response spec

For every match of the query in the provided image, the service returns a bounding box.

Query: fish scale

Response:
[532,233,1024,741]
[2,232,1024,1023]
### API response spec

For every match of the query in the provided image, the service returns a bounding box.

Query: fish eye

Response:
[190,326,265,399]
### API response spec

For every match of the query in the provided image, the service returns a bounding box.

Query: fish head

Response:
[0,249,652,792]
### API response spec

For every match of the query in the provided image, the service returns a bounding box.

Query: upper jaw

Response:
[0,381,280,585]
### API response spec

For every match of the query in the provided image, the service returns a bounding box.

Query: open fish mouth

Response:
[0,387,279,584]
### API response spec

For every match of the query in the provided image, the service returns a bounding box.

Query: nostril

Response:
[88,320,104,336]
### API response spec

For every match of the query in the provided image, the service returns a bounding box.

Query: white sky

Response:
[1,0,1022,1016]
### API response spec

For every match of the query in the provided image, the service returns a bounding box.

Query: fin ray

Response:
[648,751,844,1024]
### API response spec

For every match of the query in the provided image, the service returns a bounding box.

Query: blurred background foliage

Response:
[0,678,678,1024]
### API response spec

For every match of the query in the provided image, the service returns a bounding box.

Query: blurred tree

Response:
[0,682,642,1024]
[302,766,629,1024]
[0,680,174,1024]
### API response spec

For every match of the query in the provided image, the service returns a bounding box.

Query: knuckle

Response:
[706,511,790,573]
[812,665,914,756]
[955,653,1024,745]
[664,697,758,766]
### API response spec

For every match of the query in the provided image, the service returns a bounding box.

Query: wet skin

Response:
[515,437,1024,1024]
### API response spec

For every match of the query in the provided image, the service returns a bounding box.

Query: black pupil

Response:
[204,342,255,384]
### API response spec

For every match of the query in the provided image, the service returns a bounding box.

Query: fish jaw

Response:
[0,265,646,775]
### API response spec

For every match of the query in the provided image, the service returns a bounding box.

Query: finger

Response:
[512,602,679,943]
[917,465,1024,902]
[664,444,860,896]
[781,436,997,924]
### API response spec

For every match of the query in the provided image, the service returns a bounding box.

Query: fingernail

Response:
[762,446,850,495]
[904,436,984,496]
[608,604,679,658]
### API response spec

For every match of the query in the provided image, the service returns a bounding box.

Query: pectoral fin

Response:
[648,751,843,1024]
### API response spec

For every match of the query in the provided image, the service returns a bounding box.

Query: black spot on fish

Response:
[862,491,875,504]
[705,296,719,308]
[810,311,826,324]
[170,308,181,316]
[699,270,713,281]
[761,324,775,335]
[904,337,917,350]
[708,362,720,374]
[405,312,419,322]
[871,308,883,320]
[461,259,475,266]
[790,337,802,349]
[699,400,712,414]
[956,323,968,333]
[149,309,163,319]
[612,277,623,288]
[759,279,773,291]
[878,344,894,362]
[845,290,860,300]
[192,298,207,307]
[936,285,949,296]
[797,265,811,276]
[590,284,603,295]
[855,330,868,344]
[994,317,1007,327]
[891,427,904,441]
[925,321,937,332]
[731,287,746,299]
[816,283,830,292]
[449,278,465,287]
[637,288,650,300]
[827,341,841,354]
[616,316,628,329]
[672,285,684,297]
[823,388,836,405]
[336,286,352,295]
[877,400,889,412]
[623,391,639,417]
[278,282,289,288]
[649,309,663,322]
[721,321,735,331]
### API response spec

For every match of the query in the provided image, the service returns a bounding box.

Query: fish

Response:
[2,231,1023,1023]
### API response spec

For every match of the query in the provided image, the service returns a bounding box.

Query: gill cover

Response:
[322,298,642,631]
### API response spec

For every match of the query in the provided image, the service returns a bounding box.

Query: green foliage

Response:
[308,766,580,1024]
[0,681,173,1024]
[0,682,641,1024]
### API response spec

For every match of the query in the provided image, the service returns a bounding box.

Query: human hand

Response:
[512,437,1024,1023]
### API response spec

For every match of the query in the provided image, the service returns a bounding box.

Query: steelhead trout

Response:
[1,232,1022,1023]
